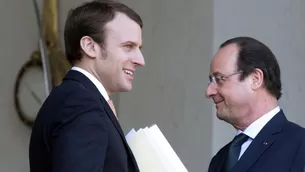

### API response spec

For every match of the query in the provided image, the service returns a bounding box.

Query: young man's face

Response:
[95,12,145,94]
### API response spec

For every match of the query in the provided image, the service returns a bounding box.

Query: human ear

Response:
[251,68,264,90]
[80,36,97,59]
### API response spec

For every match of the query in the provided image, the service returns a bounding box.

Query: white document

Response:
[125,128,136,141]
[126,124,188,172]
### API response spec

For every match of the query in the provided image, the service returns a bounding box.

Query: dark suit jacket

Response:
[29,70,139,172]
[208,110,305,172]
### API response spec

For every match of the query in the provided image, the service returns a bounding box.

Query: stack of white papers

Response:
[125,124,188,172]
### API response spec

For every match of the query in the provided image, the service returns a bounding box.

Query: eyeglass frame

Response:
[208,71,243,86]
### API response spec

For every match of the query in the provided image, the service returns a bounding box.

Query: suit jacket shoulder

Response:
[207,110,305,172]
[30,70,139,172]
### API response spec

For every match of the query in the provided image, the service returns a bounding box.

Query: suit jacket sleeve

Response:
[291,137,305,172]
[51,95,109,172]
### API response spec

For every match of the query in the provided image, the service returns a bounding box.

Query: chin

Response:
[216,110,227,120]
[217,115,231,124]
[119,84,133,92]
[216,114,224,120]
[122,87,132,92]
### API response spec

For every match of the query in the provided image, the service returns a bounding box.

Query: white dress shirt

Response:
[236,106,280,159]
[71,67,109,101]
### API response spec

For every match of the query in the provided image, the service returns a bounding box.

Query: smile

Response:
[215,101,223,108]
[123,69,134,76]
[215,101,223,104]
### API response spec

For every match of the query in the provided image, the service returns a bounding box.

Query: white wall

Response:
[1,0,305,172]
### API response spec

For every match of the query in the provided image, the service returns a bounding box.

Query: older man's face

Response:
[206,44,253,125]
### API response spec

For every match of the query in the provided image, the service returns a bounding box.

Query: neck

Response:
[74,62,112,97]
[233,93,278,131]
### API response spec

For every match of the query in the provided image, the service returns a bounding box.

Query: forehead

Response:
[210,44,239,75]
[105,12,142,46]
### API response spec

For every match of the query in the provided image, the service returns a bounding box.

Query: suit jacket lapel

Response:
[64,70,138,166]
[232,110,287,172]
[101,96,141,171]
[232,135,275,172]
[100,97,139,168]
[100,96,125,138]
[64,70,126,136]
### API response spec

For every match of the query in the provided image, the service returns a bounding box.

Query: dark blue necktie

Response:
[224,133,249,172]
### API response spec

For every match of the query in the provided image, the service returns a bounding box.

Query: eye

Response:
[209,76,213,83]
[124,44,133,50]
[215,76,225,84]
[215,77,221,84]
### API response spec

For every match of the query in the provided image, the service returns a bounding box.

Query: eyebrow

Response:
[211,71,223,76]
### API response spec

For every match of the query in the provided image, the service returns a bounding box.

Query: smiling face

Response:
[206,44,253,125]
[98,12,144,93]
[80,12,145,94]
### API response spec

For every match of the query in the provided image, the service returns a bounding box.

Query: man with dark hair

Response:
[29,0,145,171]
[206,36,305,172]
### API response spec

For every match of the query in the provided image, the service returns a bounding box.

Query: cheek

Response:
[218,85,246,105]
[103,52,121,69]
[113,50,129,64]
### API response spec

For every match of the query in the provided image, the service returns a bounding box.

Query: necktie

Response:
[107,99,118,120]
[224,133,249,172]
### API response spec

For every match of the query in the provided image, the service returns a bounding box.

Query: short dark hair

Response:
[220,36,282,100]
[64,0,143,65]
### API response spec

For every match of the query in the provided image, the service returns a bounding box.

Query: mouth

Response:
[214,100,224,108]
[214,100,222,104]
[123,68,134,76]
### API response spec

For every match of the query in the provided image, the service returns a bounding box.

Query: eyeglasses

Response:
[209,71,242,85]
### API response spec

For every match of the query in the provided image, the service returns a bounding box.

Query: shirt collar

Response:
[71,66,110,101]
[237,106,280,139]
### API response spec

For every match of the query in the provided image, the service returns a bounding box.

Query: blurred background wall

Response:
[0,0,304,171]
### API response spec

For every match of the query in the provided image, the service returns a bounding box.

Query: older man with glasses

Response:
[206,36,305,172]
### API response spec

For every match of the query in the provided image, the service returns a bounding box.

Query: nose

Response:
[132,50,145,67]
[205,83,217,98]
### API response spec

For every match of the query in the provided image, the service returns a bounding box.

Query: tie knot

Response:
[232,133,249,146]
